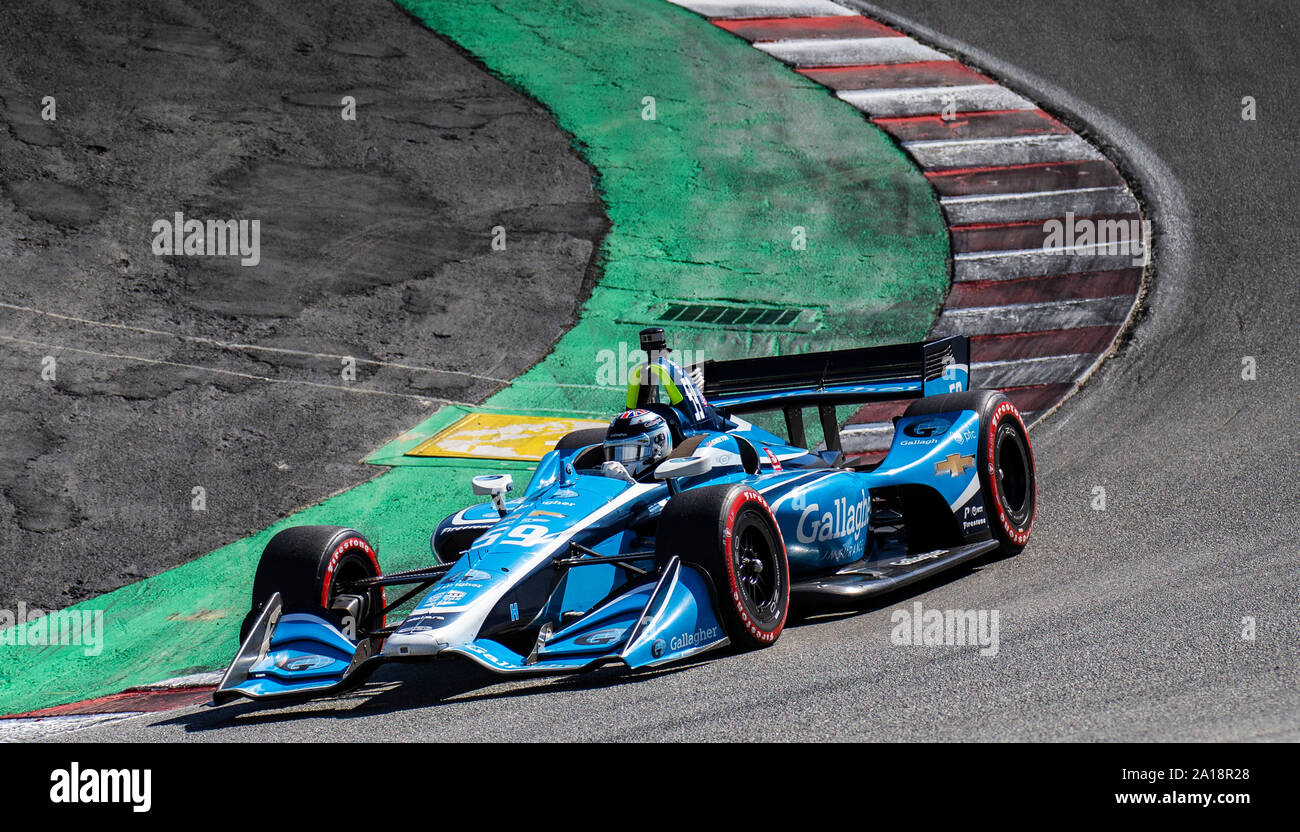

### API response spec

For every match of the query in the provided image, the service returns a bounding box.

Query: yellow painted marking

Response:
[406,413,607,461]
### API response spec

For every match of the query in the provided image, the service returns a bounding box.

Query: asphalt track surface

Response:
[0,0,604,611]
[58,0,1300,741]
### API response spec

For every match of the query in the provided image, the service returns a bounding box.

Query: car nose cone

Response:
[382,626,447,657]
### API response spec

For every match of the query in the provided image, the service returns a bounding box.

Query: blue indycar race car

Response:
[215,328,1036,704]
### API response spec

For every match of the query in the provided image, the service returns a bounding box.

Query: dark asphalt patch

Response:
[0,0,605,609]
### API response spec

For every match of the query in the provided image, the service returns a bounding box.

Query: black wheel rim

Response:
[332,556,383,631]
[994,423,1032,526]
[733,510,782,623]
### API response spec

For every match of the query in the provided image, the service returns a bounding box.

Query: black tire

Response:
[239,525,384,642]
[555,428,607,451]
[432,525,489,564]
[904,389,1036,554]
[656,484,789,648]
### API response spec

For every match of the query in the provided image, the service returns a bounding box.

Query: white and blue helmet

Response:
[603,409,672,478]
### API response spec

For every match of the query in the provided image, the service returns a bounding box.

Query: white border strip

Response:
[0,712,144,742]
[903,134,1103,168]
[954,246,1143,282]
[940,186,1138,224]
[755,35,944,66]
[930,296,1134,337]
[837,84,1031,117]
[667,0,856,17]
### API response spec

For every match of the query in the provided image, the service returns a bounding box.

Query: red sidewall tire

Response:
[657,484,790,649]
[317,535,383,613]
[241,526,384,642]
[980,399,1035,553]
[720,488,789,645]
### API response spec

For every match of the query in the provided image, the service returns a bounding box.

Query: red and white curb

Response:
[0,672,220,741]
[669,0,1146,462]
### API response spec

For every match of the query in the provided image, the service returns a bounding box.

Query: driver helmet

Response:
[603,409,672,479]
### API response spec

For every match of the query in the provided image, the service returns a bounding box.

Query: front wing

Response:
[213,557,726,704]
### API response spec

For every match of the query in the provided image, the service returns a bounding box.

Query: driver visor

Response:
[605,440,647,464]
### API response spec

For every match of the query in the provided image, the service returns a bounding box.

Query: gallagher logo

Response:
[797,489,870,544]
[274,653,334,673]
[902,417,950,439]
[574,628,623,646]
[669,626,720,651]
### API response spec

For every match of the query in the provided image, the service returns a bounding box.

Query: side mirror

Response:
[654,454,715,481]
[472,474,514,518]
[655,447,741,493]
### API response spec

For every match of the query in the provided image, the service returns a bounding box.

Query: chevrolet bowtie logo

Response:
[935,453,975,478]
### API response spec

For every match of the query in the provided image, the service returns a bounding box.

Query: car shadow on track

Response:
[156,653,720,734]
[158,551,1018,733]
[785,550,1018,628]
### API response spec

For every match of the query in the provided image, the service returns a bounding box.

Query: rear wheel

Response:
[239,526,384,642]
[555,427,608,470]
[980,398,1035,554]
[903,389,1036,554]
[555,428,607,451]
[656,484,789,648]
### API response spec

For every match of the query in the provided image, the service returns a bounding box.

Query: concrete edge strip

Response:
[0,673,222,738]
[0,712,145,742]
[902,134,1104,167]
[667,0,1156,436]
[940,186,1137,225]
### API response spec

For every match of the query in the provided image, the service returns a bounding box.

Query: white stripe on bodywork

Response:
[767,470,854,513]
[757,471,824,495]
[665,0,855,17]
[755,36,944,67]
[447,505,500,526]
[765,449,816,462]
[948,472,981,511]
[384,484,660,657]
[837,84,1032,117]
[902,134,1103,169]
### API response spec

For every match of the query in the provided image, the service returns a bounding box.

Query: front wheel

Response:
[239,526,384,642]
[656,484,790,648]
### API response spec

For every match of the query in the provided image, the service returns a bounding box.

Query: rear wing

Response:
[700,336,969,451]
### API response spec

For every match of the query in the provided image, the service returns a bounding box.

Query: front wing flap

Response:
[213,593,382,704]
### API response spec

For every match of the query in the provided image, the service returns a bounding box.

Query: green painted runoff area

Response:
[0,0,948,714]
